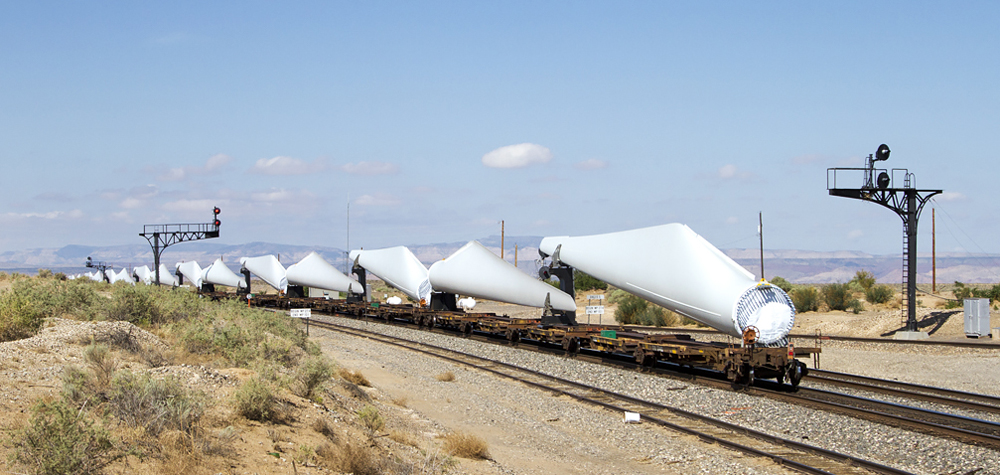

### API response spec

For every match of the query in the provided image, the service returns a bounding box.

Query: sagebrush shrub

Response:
[822,283,859,311]
[790,286,820,313]
[357,405,384,433]
[865,284,895,304]
[851,270,877,291]
[12,399,123,475]
[573,270,607,291]
[293,356,334,399]
[233,377,277,422]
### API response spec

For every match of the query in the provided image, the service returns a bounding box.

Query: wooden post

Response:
[932,208,936,293]
[758,212,765,281]
[501,220,505,260]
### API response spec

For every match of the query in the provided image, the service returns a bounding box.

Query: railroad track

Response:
[309,307,1000,453]
[805,369,1000,415]
[629,325,1000,349]
[309,315,907,475]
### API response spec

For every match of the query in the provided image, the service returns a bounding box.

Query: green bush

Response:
[865,284,895,304]
[573,270,607,292]
[233,377,277,422]
[11,399,123,475]
[0,285,44,342]
[106,285,161,325]
[613,294,677,326]
[850,270,876,291]
[293,356,335,400]
[769,276,793,293]
[952,281,1000,303]
[823,283,861,312]
[606,288,629,304]
[107,371,204,436]
[174,298,316,369]
[790,286,820,313]
[357,405,384,433]
[614,294,648,325]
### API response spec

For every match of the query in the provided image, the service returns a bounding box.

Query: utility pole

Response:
[758,212,765,281]
[500,220,505,260]
[932,208,936,293]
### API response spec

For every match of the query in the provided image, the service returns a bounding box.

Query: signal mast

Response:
[827,145,941,339]
[139,207,222,286]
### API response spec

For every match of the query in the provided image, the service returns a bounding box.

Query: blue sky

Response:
[1,1,997,256]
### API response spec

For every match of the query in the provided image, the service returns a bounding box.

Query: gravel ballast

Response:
[316,315,1000,475]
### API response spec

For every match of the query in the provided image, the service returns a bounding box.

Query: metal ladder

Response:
[900,171,913,327]
[900,230,909,326]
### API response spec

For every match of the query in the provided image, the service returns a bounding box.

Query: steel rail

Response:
[764,386,1000,450]
[627,325,1000,349]
[317,307,1000,452]
[309,315,909,475]
[805,369,1000,415]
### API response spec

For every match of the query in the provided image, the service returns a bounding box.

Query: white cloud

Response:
[251,190,295,202]
[574,159,608,170]
[204,154,232,171]
[355,193,401,206]
[714,164,756,181]
[937,191,966,202]
[250,156,325,175]
[157,154,233,181]
[341,161,399,176]
[120,197,145,209]
[482,143,553,169]
[847,229,864,240]
[162,199,217,213]
[5,209,83,220]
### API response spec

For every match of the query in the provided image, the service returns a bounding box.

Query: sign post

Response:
[586,294,605,324]
[290,308,312,335]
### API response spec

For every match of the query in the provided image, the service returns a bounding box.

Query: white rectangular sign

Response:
[586,294,605,300]
[290,308,311,319]
[585,305,605,315]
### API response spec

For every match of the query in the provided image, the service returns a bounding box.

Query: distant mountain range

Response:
[3,236,999,285]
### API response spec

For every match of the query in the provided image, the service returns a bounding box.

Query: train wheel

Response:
[562,337,579,356]
[461,322,474,337]
[734,364,754,387]
[787,361,806,388]
[426,316,435,330]
[634,348,650,367]
[506,329,520,346]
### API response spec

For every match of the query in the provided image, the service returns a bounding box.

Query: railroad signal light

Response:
[213,207,220,215]
[213,207,221,227]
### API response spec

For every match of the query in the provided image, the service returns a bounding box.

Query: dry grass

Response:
[435,371,455,382]
[317,441,383,475]
[338,368,370,387]
[84,343,117,388]
[390,394,408,407]
[389,429,419,447]
[311,417,338,442]
[442,431,490,460]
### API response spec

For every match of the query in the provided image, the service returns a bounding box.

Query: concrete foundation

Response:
[893,331,930,340]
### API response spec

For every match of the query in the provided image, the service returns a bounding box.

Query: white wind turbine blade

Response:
[349,246,431,305]
[429,241,576,311]
[239,255,288,293]
[286,251,362,294]
[201,258,246,289]
[175,261,204,288]
[540,223,794,345]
